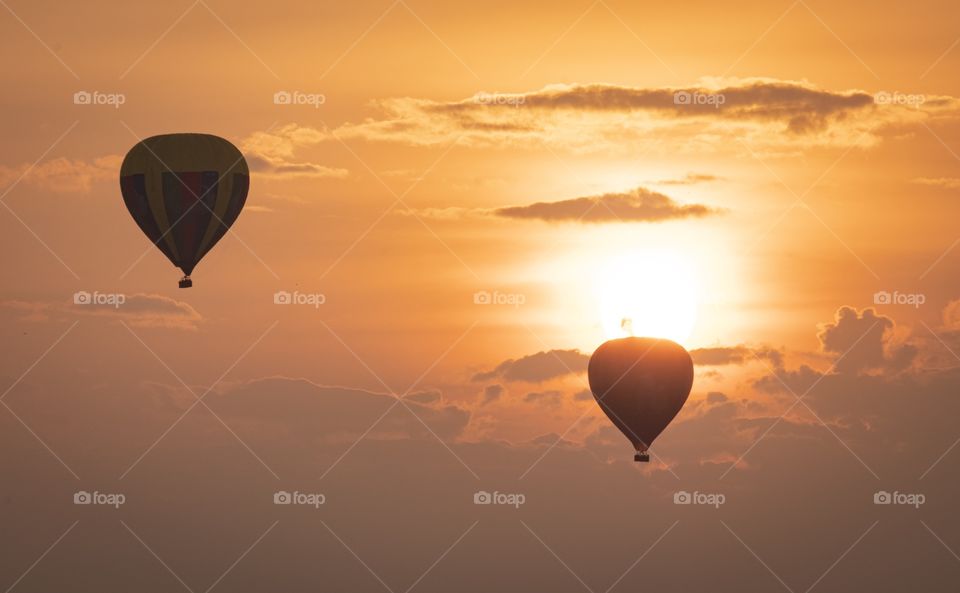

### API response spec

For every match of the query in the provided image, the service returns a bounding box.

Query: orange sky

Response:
[4,1,960,591]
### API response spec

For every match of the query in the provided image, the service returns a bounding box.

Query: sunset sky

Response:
[4,0,960,591]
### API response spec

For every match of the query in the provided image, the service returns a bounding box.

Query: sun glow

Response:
[595,250,699,345]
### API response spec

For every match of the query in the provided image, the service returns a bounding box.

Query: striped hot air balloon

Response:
[120,134,249,288]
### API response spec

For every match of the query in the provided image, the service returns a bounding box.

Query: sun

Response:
[594,249,699,344]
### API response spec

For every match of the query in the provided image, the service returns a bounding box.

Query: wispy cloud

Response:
[473,349,589,382]
[403,186,719,225]
[494,186,719,223]
[333,78,956,154]
[912,177,960,189]
[690,345,783,367]
[241,124,347,179]
[0,155,121,193]
[653,173,722,186]
[4,293,203,330]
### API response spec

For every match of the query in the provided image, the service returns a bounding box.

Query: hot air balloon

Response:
[120,133,249,288]
[587,337,693,462]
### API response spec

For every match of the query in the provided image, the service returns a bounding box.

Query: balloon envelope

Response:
[120,133,249,285]
[587,337,693,458]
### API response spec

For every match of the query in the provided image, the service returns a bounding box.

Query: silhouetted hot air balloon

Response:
[588,337,693,462]
[120,133,249,288]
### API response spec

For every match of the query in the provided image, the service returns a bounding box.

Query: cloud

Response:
[454,80,873,119]
[0,123,346,196]
[2,293,203,330]
[573,388,594,401]
[7,312,960,591]
[751,363,823,396]
[333,78,956,154]
[240,124,347,180]
[690,345,783,368]
[396,206,490,221]
[246,154,348,179]
[472,349,589,382]
[209,377,470,442]
[406,389,442,404]
[526,432,578,448]
[0,155,121,193]
[912,177,960,190]
[480,384,503,405]
[919,299,960,365]
[242,124,328,159]
[653,173,722,185]
[523,390,562,407]
[943,299,960,330]
[493,186,718,223]
[706,391,729,403]
[817,306,917,374]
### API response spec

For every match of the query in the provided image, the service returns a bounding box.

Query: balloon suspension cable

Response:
[178,275,193,289]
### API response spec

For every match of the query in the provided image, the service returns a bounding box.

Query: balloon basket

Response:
[634,453,650,463]
[178,276,193,288]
